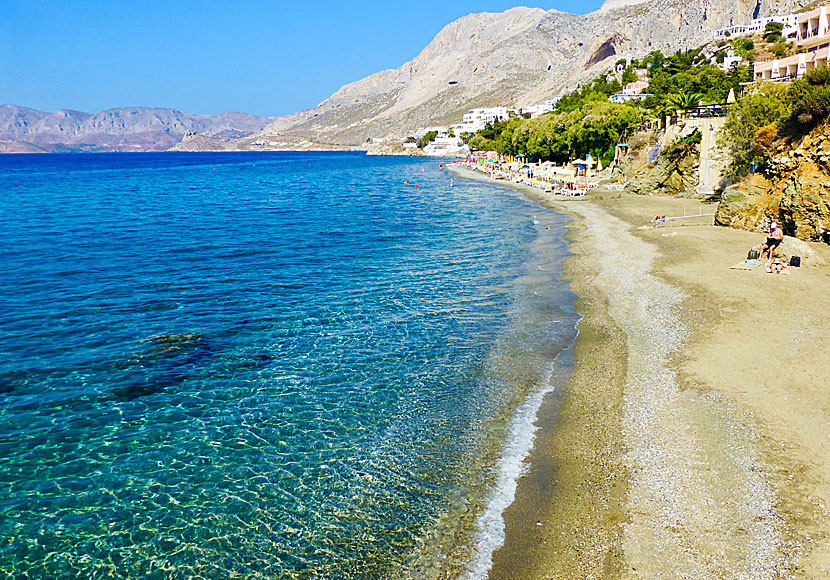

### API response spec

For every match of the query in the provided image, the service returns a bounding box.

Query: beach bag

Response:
[790,255,801,267]
[747,248,760,260]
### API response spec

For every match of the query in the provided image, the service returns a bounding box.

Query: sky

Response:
[1,0,606,118]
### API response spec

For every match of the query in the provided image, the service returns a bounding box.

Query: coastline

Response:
[448,164,830,579]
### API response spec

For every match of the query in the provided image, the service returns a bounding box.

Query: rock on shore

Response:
[715,121,830,243]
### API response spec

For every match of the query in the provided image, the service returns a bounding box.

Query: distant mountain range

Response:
[0,105,272,153]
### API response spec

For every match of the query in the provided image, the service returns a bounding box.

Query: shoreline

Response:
[448,164,830,579]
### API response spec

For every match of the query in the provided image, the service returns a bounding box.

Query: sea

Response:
[0,152,578,579]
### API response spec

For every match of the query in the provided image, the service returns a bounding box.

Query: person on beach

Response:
[766,258,788,274]
[759,222,784,259]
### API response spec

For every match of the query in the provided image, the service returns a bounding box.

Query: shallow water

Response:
[0,152,577,579]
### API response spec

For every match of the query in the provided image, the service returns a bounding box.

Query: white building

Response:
[719,54,744,70]
[422,136,470,157]
[452,122,482,135]
[522,99,557,118]
[411,126,447,139]
[715,13,799,38]
[609,79,651,104]
[754,5,830,81]
[461,107,513,132]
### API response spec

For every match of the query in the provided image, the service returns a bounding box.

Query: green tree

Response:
[666,91,703,114]
[488,101,642,164]
[732,38,754,53]
[467,134,496,151]
[621,66,638,85]
[647,50,666,75]
[665,49,704,75]
[763,22,784,43]
[788,65,830,125]
[718,82,791,176]
[417,131,438,149]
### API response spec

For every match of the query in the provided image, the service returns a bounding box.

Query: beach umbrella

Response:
[727,88,736,104]
[521,164,530,169]
[597,158,603,171]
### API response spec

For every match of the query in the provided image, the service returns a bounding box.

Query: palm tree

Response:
[666,91,703,116]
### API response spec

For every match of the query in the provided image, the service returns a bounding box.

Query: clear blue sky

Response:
[1,1,605,118]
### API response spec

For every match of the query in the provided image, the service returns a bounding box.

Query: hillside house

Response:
[609,79,651,104]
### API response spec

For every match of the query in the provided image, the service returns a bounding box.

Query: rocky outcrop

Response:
[365,141,427,156]
[169,132,231,152]
[715,122,830,243]
[622,126,705,197]
[0,105,272,152]
[243,0,812,148]
[625,142,701,197]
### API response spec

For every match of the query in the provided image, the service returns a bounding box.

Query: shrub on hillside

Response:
[753,123,778,154]
[732,38,754,53]
[789,65,830,126]
[763,22,784,43]
[417,131,438,149]
[662,129,702,161]
[718,82,791,176]
[772,42,789,57]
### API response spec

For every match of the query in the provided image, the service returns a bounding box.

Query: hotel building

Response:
[754,6,830,81]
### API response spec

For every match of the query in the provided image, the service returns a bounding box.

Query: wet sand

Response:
[448,165,830,579]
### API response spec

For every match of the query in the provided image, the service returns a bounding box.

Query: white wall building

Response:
[715,13,799,38]
[422,136,470,157]
[719,54,744,70]
[609,79,651,104]
[461,107,513,131]
[412,126,447,139]
[754,6,830,81]
[522,99,557,118]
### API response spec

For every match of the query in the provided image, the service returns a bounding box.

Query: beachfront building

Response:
[715,13,799,38]
[422,135,469,156]
[609,79,651,104]
[753,5,830,81]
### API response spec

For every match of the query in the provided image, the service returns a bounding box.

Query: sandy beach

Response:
[449,164,830,579]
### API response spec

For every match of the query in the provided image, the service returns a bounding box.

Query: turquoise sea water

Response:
[0,152,577,579]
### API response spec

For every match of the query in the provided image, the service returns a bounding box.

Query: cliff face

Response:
[0,105,272,153]
[244,0,812,148]
[715,121,830,243]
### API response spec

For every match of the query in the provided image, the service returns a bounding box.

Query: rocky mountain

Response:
[0,105,272,153]
[233,0,812,149]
